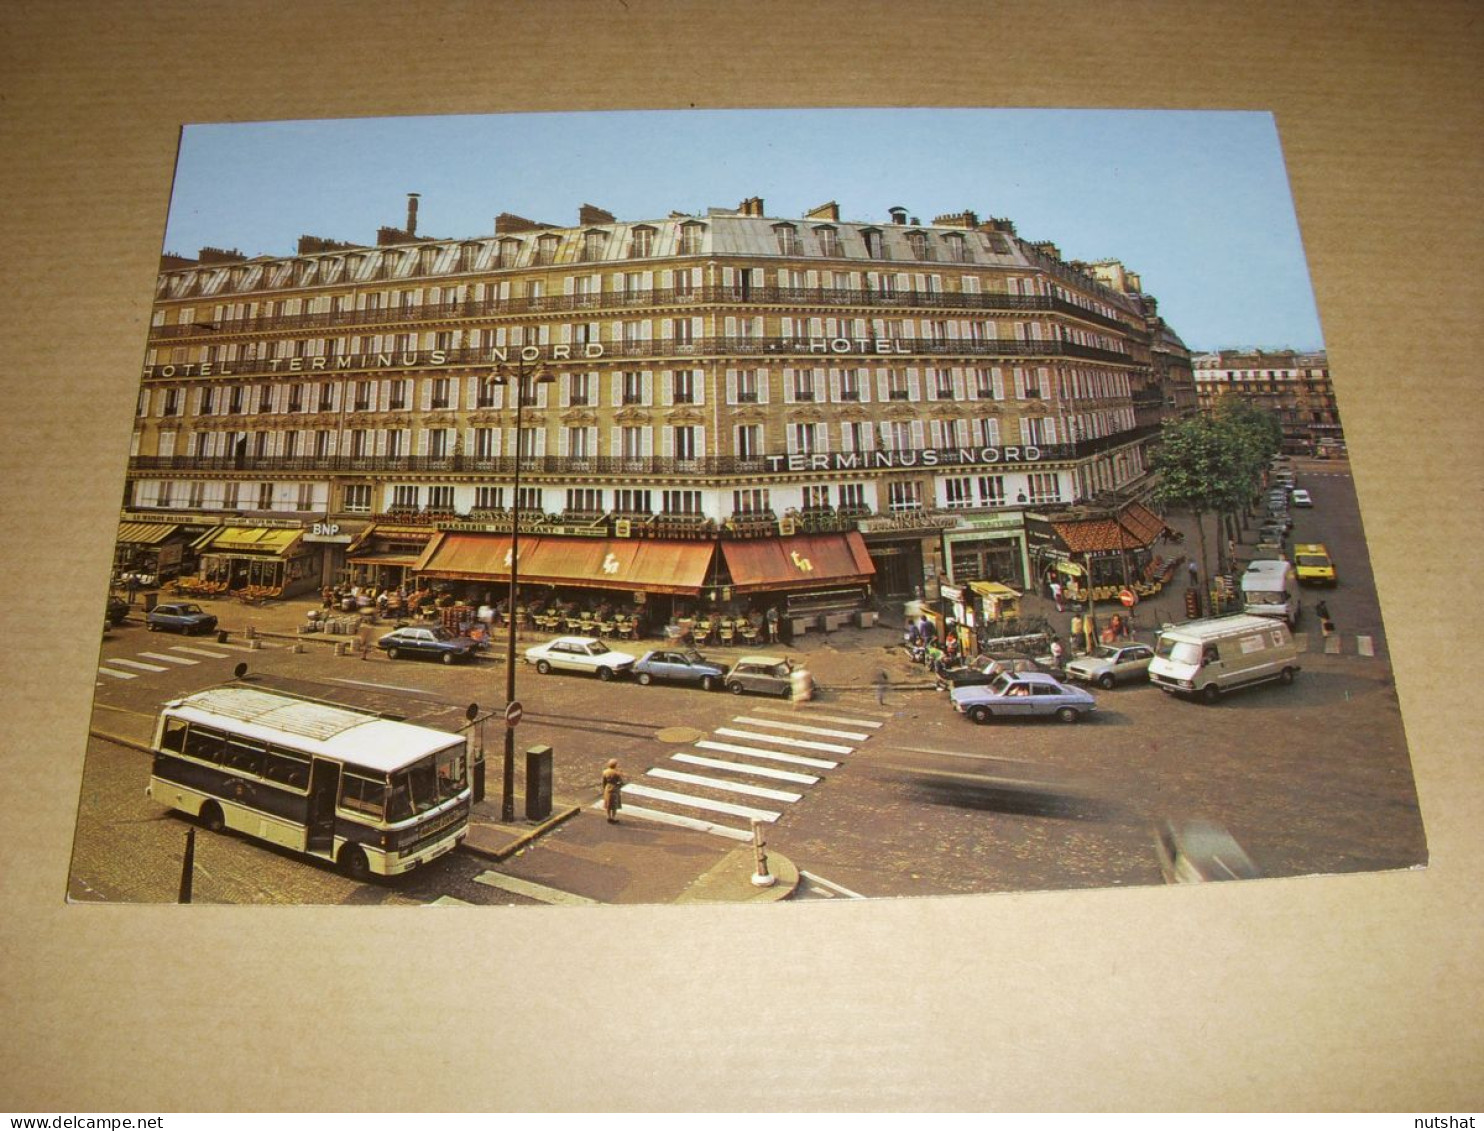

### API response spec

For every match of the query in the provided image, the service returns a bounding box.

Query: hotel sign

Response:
[145,343,607,380]
[765,446,1043,474]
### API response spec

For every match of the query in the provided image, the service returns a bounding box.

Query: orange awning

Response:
[412,533,533,581]
[519,538,715,594]
[720,532,875,592]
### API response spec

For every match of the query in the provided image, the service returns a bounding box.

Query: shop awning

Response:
[968,581,1022,600]
[518,538,715,594]
[345,524,437,556]
[720,532,875,592]
[411,532,528,581]
[117,522,180,545]
[194,527,304,556]
[1051,503,1164,555]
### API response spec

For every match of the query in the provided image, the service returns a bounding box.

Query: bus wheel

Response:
[340,846,371,882]
[198,801,225,834]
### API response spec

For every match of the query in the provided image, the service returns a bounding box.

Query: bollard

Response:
[750,819,775,887]
[248,638,261,650]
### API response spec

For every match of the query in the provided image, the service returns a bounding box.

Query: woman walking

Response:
[601,759,626,824]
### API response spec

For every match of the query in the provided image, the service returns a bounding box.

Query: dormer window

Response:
[774,224,802,256]
[535,234,560,266]
[906,230,934,261]
[580,230,607,262]
[815,226,841,257]
[943,233,970,263]
[861,228,886,260]
[678,222,705,256]
[628,226,656,258]
[498,239,522,268]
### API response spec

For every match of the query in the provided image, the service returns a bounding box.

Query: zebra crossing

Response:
[1294,632,1379,657]
[96,636,268,683]
[596,704,886,841]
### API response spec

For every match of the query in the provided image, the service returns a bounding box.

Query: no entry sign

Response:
[505,701,523,728]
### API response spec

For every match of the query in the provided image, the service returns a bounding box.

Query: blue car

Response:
[950,671,1097,724]
[633,648,726,690]
[376,625,480,665]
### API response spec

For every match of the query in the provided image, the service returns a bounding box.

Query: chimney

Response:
[888,206,907,225]
[805,201,840,222]
[739,196,765,217]
[579,203,616,225]
[407,193,420,237]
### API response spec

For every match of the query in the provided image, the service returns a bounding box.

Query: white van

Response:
[1149,615,1300,703]
[1240,560,1300,627]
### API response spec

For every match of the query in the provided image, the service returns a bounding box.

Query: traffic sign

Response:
[504,701,523,728]
[1119,588,1138,607]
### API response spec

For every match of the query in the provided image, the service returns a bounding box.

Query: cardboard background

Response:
[1,0,1479,1111]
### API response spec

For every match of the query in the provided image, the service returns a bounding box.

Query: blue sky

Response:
[164,108,1324,352]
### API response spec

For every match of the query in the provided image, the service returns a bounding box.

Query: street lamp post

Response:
[491,358,553,821]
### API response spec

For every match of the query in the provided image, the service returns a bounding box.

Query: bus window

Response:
[263,747,311,791]
[160,718,187,753]
[340,771,387,820]
[436,748,468,798]
[222,737,265,776]
[183,725,226,764]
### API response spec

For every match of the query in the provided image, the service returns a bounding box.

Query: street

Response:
[70,460,1426,905]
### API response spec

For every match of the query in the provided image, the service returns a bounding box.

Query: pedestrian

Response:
[1050,637,1066,670]
[1187,559,1199,585]
[1316,600,1334,637]
[1050,578,1064,612]
[875,669,890,706]
[126,573,138,606]
[601,759,626,824]
[766,605,780,644]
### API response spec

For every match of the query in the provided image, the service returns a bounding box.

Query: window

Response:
[803,485,829,509]
[257,482,274,511]
[862,229,885,259]
[163,389,181,416]
[671,369,696,404]
[473,428,498,459]
[816,227,841,257]
[565,427,591,459]
[296,483,315,511]
[774,225,801,255]
[515,486,541,511]
[344,484,372,513]
[672,426,698,461]
[257,385,273,414]
[663,489,702,515]
[673,268,695,298]
[349,430,370,458]
[792,369,816,402]
[887,421,913,451]
[629,227,655,258]
[678,224,704,256]
[943,234,970,263]
[620,426,645,460]
[736,369,761,403]
[474,486,505,510]
[1026,472,1062,505]
[430,378,451,409]
[735,424,762,460]
[838,483,866,510]
[978,475,1006,506]
[944,477,974,509]
[581,230,606,262]
[973,368,997,400]
[200,386,216,414]
[386,430,405,458]
[792,422,819,455]
[839,369,862,401]
[621,371,645,405]
[391,485,420,510]
[907,231,932,260]
[733,488,770,515]
[353,381,373,411]
[887,370,910,401]
[565,488,603,513]
[317,383,335,412]
[427,430,449,458]
[388,380,408,410]
[616,489,652,514]
[187,481,206,509]
[930,367,954,399]
[427,486,454,510]
[888,481,924,512]
[498,240,521,268]
[223,482,239,510]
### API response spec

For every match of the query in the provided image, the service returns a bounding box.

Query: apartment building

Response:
[122,195,1181,617]
[1192,349,1342,455]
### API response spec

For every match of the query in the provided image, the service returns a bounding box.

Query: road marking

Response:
[622,784,782,822]
[715,727,853,755]
[428,895,475,906]
[672,753,820,784]
[593,802,753,841]
[325,677,441,695]
[106,657,169,673]
[473,870,597,906]
[647,767,803,803]
[170,645,233,659]
[96,667,137,680]
[137,651,199,666]
[799,870,868,899]
[748,705,886,727]
[733,716,871,741]
[1324,634,1342,654]
[694,740,839,770]
[1357,635,1375,657]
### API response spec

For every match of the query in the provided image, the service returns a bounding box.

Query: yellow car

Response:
[1293,543,1337,586]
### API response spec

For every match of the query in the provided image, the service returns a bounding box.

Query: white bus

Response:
[147,685,471,879]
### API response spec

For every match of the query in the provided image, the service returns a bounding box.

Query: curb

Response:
[458,804,583,863]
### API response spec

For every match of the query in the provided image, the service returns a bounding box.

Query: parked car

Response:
[935,653,1049,692]
[724,655,812,698]
[633,648,726,690]
[145,602,219,635]
[1062,642,1155,689]
[105,594,130,627]
[376,625,481,664]
[1290,488,1313,507]
[524,636,636,680]
[950,672,1097,724]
